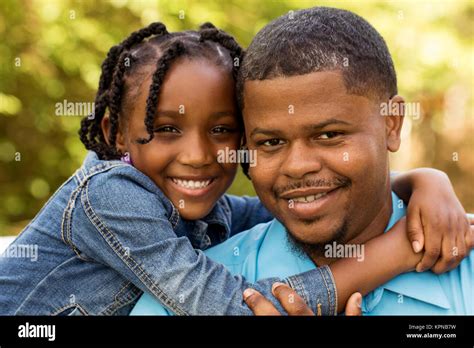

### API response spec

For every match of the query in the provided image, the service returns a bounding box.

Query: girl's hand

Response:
[403,170,472,274]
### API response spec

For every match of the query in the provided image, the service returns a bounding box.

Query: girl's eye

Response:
[154,126,180,133]
[211,126,235,134]
[318,131,342,139]
[260,138,284,147]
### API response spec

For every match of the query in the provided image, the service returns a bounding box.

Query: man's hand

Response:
[243,283,362,316]
[345,292,363,316]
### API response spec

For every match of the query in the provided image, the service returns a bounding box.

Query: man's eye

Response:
[261,139,284,147]
[318,131,342,139]
[154,126,180,133]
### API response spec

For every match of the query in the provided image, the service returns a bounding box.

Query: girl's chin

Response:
[176,205,214,221]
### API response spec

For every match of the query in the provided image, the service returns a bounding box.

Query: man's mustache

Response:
[273,176,352,198]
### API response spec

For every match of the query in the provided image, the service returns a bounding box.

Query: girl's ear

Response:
[101,116,111,145]
[101,116,127,153]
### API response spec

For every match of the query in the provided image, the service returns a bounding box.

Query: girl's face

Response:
[112,58,240,220]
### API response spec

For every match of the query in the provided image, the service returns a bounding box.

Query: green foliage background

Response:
[0,0,473,235]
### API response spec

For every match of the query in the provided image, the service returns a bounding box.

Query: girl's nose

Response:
[177,133,214,168]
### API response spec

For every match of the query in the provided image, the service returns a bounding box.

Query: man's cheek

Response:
[249,168,274,198]
[336,145,374,174]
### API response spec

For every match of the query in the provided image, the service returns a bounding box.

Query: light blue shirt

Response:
[131,192,473,315]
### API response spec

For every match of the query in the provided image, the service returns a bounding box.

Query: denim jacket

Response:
[0,151,336,315]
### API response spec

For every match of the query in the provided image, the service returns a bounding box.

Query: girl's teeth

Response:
[291,192,327,203]
[172,178,211,190]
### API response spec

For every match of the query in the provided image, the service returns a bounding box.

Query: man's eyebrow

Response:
[249,127,283,138]
[310,118,351,130]
[250,118,351,138]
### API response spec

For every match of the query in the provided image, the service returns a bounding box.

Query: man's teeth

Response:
[172,178,211,190]
[291,192,327,203]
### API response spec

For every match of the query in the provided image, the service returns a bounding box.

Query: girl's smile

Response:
[105,57,241,220]
[168,176,217,197]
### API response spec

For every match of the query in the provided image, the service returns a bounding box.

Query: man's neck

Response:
[313,186,394,266]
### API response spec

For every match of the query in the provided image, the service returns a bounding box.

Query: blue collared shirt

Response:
[131,192,473,315]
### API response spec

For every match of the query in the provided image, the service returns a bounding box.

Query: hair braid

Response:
[198,24,250,177]
[79,22,169,158]
[199,26,244,81]
[136,41,186,144]
[105,51,131,158]
[80,22,245,167]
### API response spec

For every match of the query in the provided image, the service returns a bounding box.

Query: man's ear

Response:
[101,116,127,153]
[384,95,405,152]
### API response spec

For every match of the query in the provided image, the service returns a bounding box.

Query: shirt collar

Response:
[202,196,232,231]
[177,197,232,249]
[363,192,451,312]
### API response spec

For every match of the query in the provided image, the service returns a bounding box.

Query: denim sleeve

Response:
[224,195,273,237]
[70,167,337,315]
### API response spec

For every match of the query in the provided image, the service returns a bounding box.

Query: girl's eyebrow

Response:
[155,110,236,119]
[210,111,235,119]
[156,110,181,118]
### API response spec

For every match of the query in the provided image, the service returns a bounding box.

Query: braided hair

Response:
[79,22,244,161]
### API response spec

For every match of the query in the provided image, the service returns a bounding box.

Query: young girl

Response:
[0,22,470,316]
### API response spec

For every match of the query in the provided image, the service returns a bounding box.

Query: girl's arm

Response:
[391,168,471,273]
[245,169,472,315]
[246,215,473,315]
[71,166,336,315]
[329,217,420,313]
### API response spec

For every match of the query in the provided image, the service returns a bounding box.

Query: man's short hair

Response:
[237,6,398,108]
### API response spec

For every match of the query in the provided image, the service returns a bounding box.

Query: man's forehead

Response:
[244,70,344,98]
[243,71,375,127]
[242,70,366,117]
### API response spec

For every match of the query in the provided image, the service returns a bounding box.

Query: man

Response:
[131,7,473,315]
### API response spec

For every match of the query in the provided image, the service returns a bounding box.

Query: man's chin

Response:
[284,219,349,260]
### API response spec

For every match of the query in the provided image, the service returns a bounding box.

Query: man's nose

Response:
[177,132,214,168]
[280,141,322,179]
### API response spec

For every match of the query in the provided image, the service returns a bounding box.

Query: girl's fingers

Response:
[468,216,474,225]
[243,288,281,315]
[467,224,474,250]
[431,235,459,274]
[466,217,474,250]
[406,208,424,253]
[416,228,441,272]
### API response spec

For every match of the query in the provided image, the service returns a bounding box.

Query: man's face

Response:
[243,71,401,248]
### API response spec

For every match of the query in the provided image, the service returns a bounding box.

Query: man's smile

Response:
[279,186,345,220]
